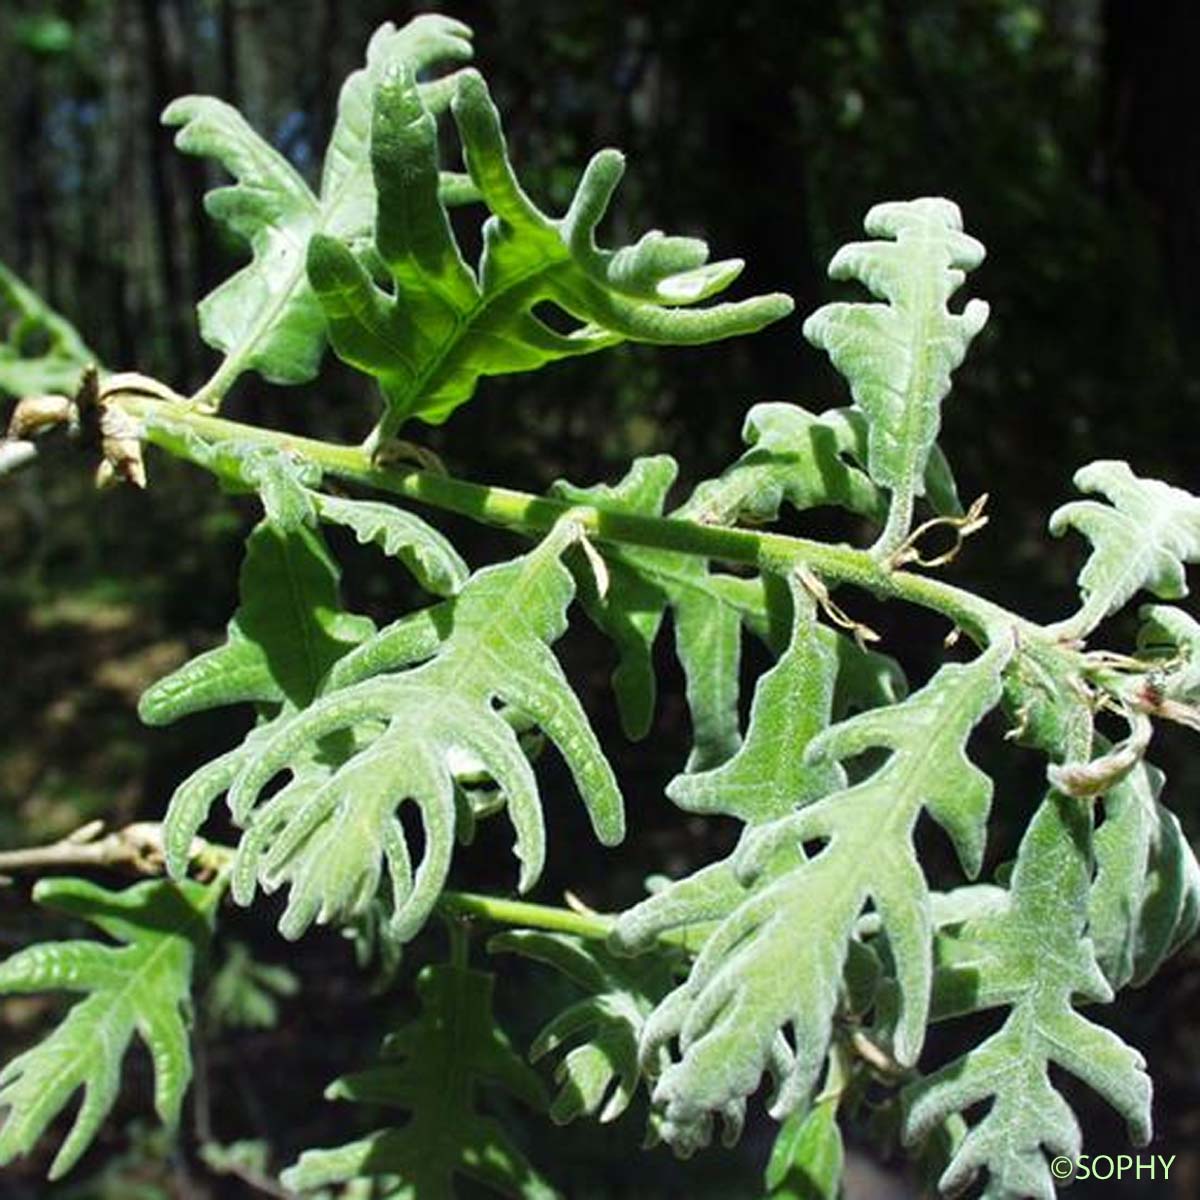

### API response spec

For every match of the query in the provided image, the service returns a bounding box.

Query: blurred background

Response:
[2,1,1199,1196]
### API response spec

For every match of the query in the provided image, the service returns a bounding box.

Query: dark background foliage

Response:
[2,1,1199,1196]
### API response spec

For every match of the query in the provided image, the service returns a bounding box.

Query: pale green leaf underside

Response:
[0,877,213,1180]
[309,64,792,435]
[164,15,475,401]
[1089,759,1200,990]
[1050,460,1200,631]
[906,794,1152,1200]
[282,964,555,1200]
[168,521,621,944]
[610,586,904,957]
[1138,603,1200,700]
[634,642,1007,1151]
[803,198,988,512]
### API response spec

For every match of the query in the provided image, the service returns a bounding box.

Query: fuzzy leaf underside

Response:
[803,198,988,513]
[165,15,475,399]
[172,521,620,943]
[612,581,905,958]
[1089,759,1200,990]
[685,401,963,527]
[1050,460,1200,630]
[282,964,555,1200]
[0,878,213,1180]
[0,260,96,397]
[309,64,792,433]
[906,793,1152,1200]
[489,931,676,1127]
[1137,603,1200,700]
[630,642,1007,1152]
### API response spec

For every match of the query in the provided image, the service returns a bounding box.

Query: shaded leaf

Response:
[489,931,676,1126]
[1089,759,1200,989]
[0,260,96,397]
[0,878,214,1180]
[282,964,555,1199]
[764,1098,844,1200]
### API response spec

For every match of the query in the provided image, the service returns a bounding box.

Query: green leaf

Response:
[309,64,792,437]
[665,576,845,825]
[764,1098,844,1200]
[204,941,299,1031]
[141,518,373,726]
[905,793,1152,1199]
[164,16,475,403]
[489,931,676,1127]
[0,260,96,397]
[1137,603,1200,700]
[613,581,904,957]
[684,402,962,527]
[684,404,883,525]
[146,517,377,883]
[553,456,752,764]
[144,423,469,595]
[282,963,556,1200]
[311,492,468,596]
[186,521,620,942]
[0,877,214,1180]
[1089,759,1200,989]
[634,642,1007,1151]
[803,199,988,545]
[1049,461,1200,633]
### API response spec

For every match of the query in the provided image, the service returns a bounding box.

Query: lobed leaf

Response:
[490,931,677,1128]
[309,64,792,436]
[630,642,1008,1152]
[803,199,988,544]
[1049,460,1200,632]
[906,793,1152,1199]
[0,878,214,1179]
[1137,603,1200,700]
[141,518,373,727]
[282,963,556,1199]
[1089,759,1200,990]
[176,520,620,943]
[165,15,476,403]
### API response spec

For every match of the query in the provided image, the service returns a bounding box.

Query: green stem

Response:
[119,394,1033,644]
[438,890,614,940]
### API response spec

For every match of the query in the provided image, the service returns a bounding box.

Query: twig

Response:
[0,819,227,881]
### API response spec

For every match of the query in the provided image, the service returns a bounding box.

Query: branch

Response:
[0,819,229,880]
[0,821,627,943]
[108,389,1042,647]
